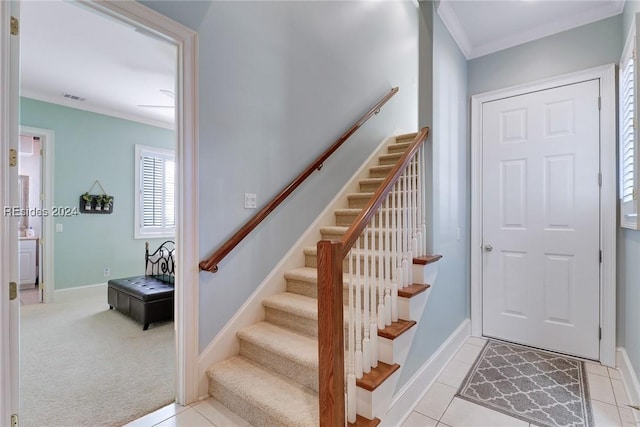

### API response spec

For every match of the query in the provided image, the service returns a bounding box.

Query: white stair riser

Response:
[413,262,438,286]
[397,289,430,322]
[378,328,415,365]
[356,368,401,420]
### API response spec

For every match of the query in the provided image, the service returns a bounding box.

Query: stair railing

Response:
[200,87,399,273]
[317,127,429,425]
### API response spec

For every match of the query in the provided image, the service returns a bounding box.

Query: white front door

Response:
[1,0,21,423]
[482,79,601,360]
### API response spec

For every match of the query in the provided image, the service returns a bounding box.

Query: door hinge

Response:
[9,282,17,301]
[598,172,602,187]
[9,148,17,167]
[598,96,601,110]
[10,414,18,427]
[599,327,602,340]
[10,16,18,36]
[599,250,603,263]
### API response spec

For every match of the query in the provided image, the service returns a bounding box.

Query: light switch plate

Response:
[244,193,257,209]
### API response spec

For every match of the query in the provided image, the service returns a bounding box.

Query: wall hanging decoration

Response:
[79,180,114,214]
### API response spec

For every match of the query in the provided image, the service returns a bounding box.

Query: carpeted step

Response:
[369,165,394,178]
[263,292,318,337]
[395,132,418,143]
[207,356,319,427]
[335,208,402,227]
[238,322,319,392]
[388,141,411,154]
[348,193,374,209]
[378,152,403,166]
[359,178,385,193]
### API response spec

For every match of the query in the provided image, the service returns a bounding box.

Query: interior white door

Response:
[482,79,601,360]
[1,0,21,423]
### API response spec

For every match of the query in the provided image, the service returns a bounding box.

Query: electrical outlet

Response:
[103,268,110,277]
[55,223,63,232]
[244,193,257,209]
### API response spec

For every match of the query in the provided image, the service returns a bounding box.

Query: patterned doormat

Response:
[457,340,593,427]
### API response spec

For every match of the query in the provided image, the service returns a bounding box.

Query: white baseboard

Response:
[381,319,471,427]
[617,347,640,406]
[54,282,107,303]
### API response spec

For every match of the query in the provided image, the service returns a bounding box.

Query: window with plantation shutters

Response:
[620,22,640,229]
[135,145,175,238]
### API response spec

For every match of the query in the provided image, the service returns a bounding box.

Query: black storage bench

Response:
[108,241,175,330]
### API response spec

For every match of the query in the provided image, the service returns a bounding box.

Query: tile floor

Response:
[125,336,640,427]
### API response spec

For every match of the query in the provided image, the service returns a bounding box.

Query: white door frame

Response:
[0,0,201,415]
[85,0,201,406]
[1,0,20,423]
[19,126,54,304]
[470,64,616,366]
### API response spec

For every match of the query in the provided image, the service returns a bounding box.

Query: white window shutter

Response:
[135,145,176,238]
[620,23,640,229]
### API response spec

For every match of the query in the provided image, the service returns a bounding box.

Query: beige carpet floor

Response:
[20,294,175,427]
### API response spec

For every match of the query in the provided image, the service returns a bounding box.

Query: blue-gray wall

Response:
[619,2,640,380]
[468,15,622,95]
[20,98,174,289]
[398,2,470,387]
[140,1,421,352]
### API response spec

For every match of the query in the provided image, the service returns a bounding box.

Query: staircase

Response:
[206,132,440,426]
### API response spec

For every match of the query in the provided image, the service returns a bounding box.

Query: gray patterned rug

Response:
[457,340,593,427]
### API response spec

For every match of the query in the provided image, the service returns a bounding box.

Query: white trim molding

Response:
[617,347,640,407]
[470,64,617,366]
[436,0,623,60]
[380,319,470,427]
[19,126,54,304]
[80,0,200,406]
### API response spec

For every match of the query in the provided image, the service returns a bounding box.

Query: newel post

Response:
[317,239,345,427]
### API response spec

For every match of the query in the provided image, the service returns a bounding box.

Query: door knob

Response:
[484,244,493,252]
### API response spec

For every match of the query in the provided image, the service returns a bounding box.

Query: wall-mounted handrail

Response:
[317,127,429,426]
[199,87,399,273]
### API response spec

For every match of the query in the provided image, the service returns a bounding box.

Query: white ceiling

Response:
[19,0,624,125]
[20,1,176,129]
[437,0,625,59]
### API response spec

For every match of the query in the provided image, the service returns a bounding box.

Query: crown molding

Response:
[20,90,174,130]
[436,0,472,58]
[437,0,624,60]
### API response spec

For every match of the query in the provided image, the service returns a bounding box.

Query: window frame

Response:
[134,144,176,239]
[620,18,640,230]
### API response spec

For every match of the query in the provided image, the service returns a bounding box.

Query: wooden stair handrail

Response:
[340,127,429,257]
[317,127,429,427]
[199,87,399,272]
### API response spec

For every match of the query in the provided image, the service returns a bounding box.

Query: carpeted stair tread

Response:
[397,283,431,298]
[359,178,385,186]
[263,292,318,320]
[395,132,418,142]
[208,356,319,427]
[378,153,403,165]
[388,142,410,153]
[238,322,318,369]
